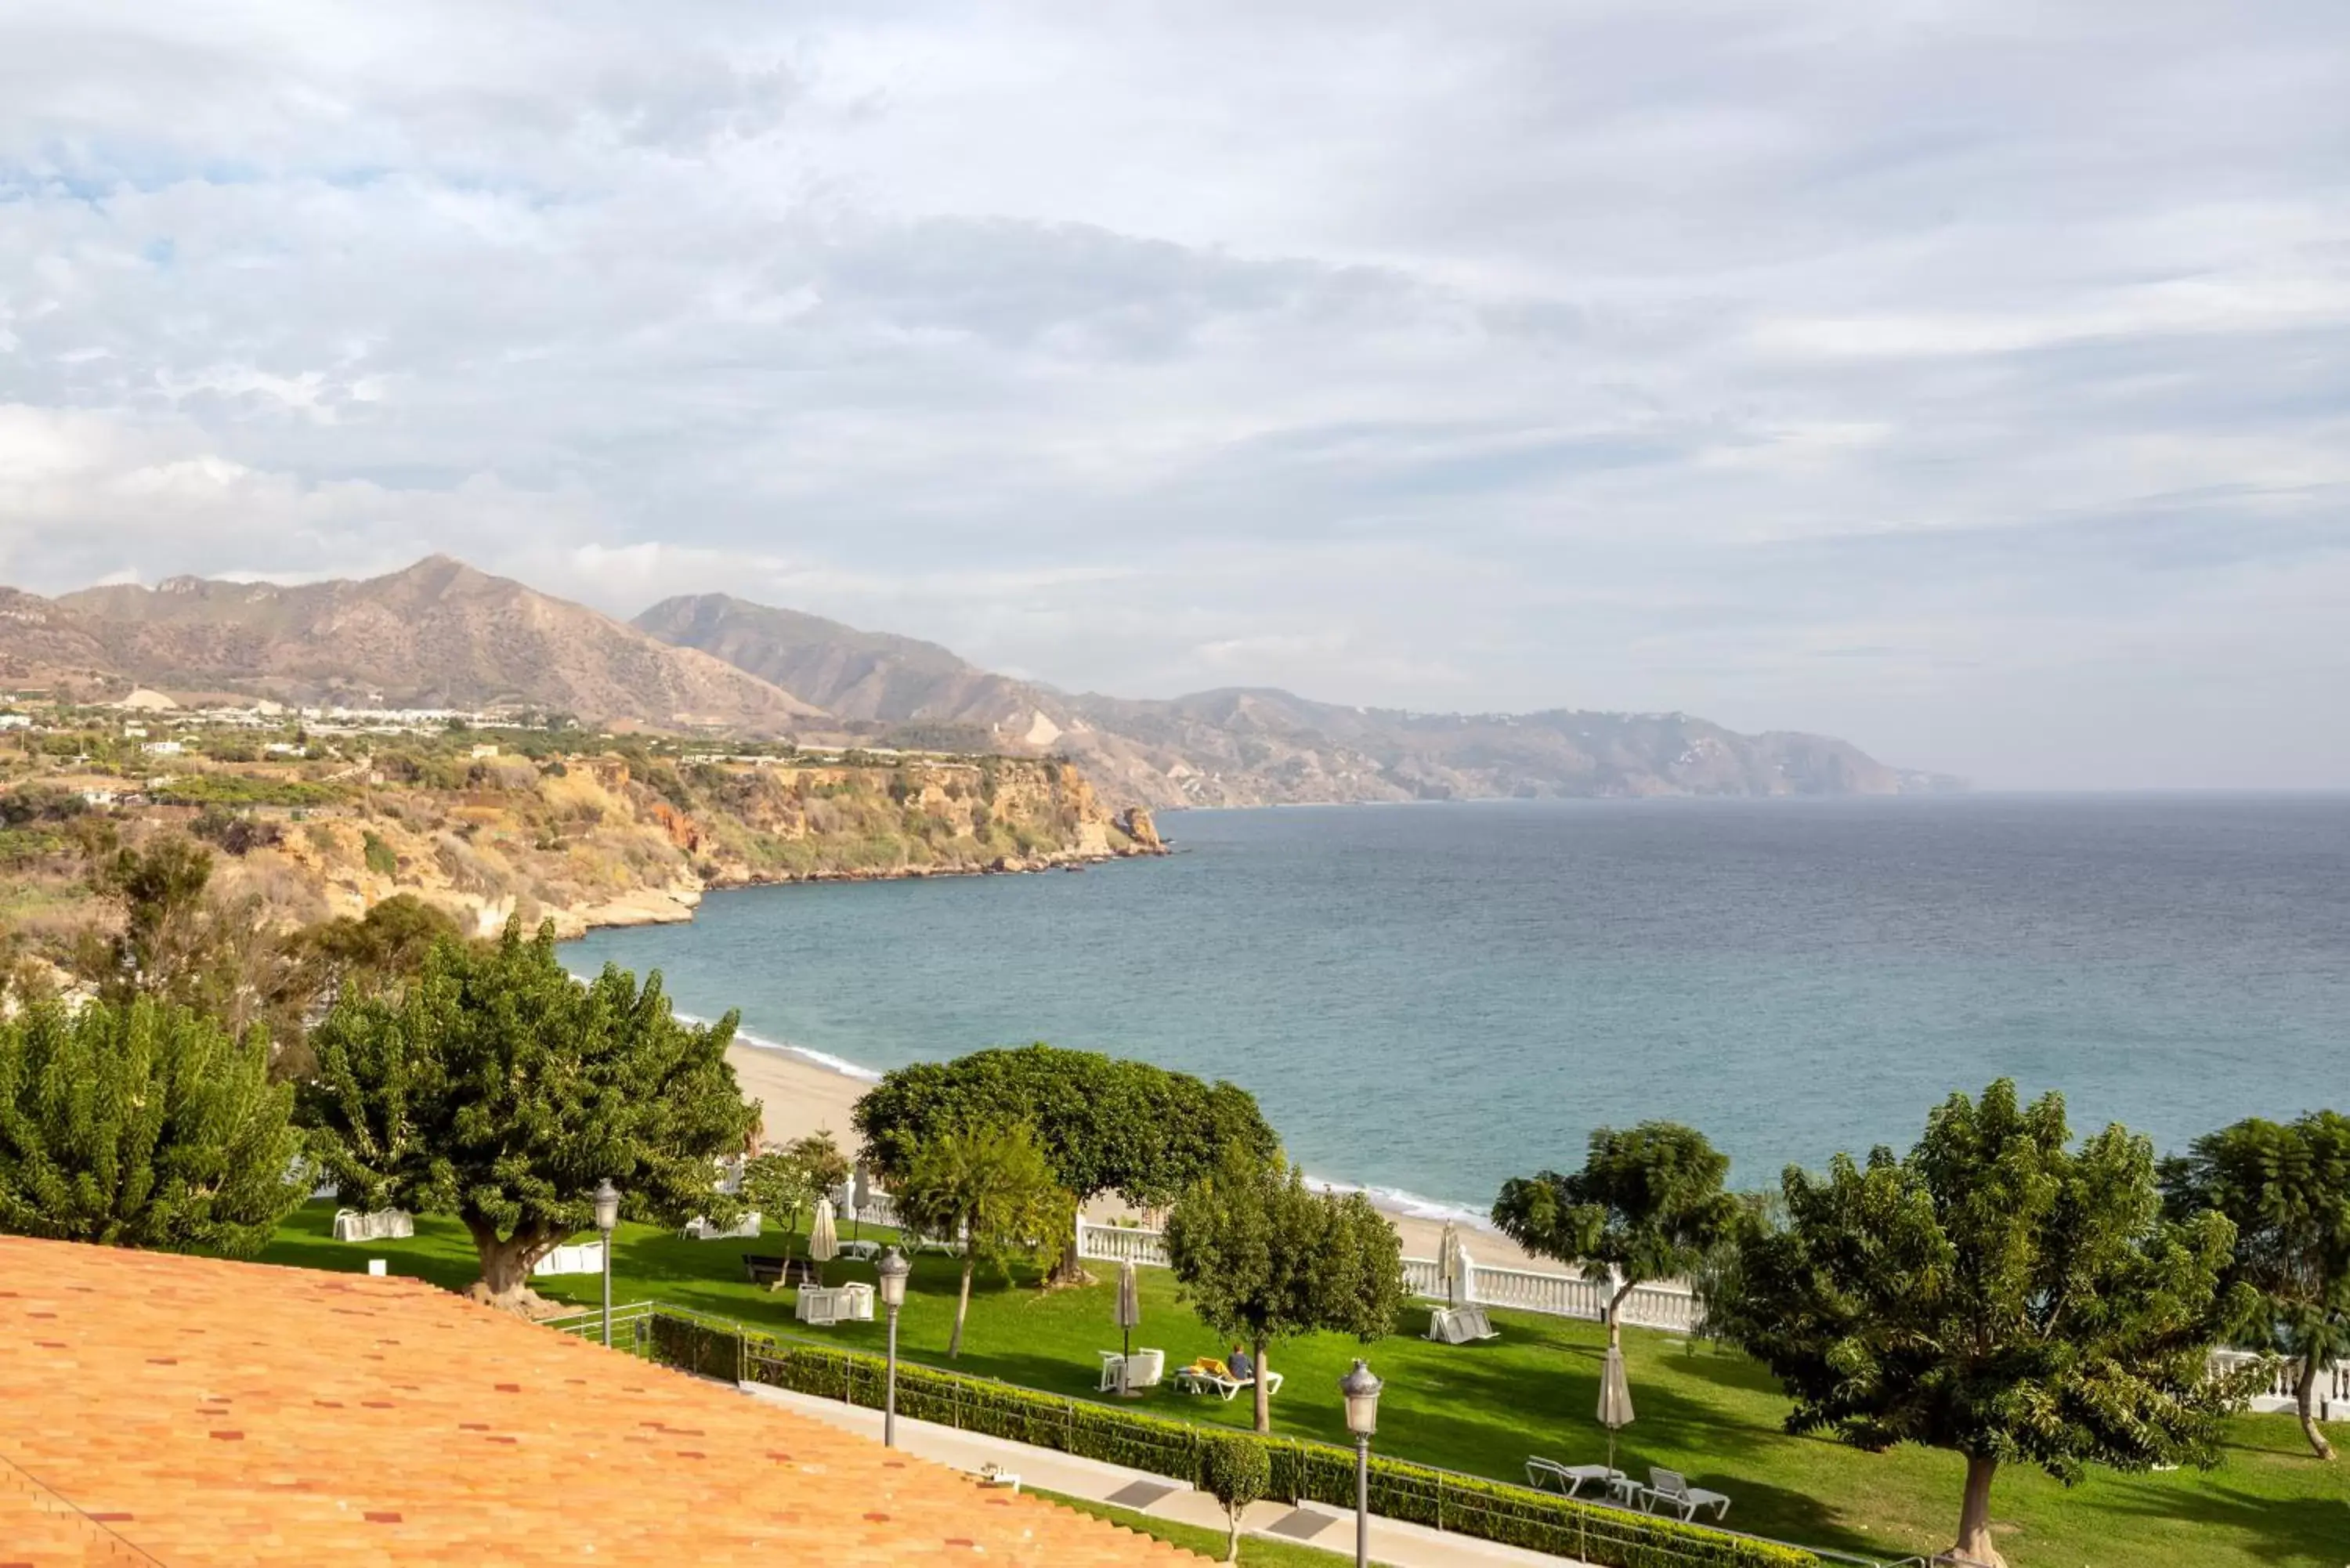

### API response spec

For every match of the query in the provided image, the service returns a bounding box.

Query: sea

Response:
[569,795,2350,1227]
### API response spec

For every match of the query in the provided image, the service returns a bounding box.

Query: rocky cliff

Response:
[0,749,1161,948]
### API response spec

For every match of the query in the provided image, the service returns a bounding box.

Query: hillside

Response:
[641,597,1961,806]
[634,594,1055,740]
[33,558,824,732]
[0,738,1163,960]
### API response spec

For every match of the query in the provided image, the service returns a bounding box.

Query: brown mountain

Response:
[37,558,824,731]
[638,594,1961,805]
[632,594,1053,738]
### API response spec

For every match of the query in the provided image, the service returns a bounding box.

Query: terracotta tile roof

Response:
[0,1237,1201,1566]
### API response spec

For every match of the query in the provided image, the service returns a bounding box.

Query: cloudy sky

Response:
[3,2,2346,787]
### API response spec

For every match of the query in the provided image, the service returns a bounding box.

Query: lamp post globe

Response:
[592,1179,620,1347]
[877,1246,911,1447]
[1337,1359,1383,1568]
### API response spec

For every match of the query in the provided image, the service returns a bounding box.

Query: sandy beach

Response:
[726,1041,1556,1273]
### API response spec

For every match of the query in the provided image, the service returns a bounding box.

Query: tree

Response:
[1198,1433,1270,1563]
[855,1044,1280,1278]
[1491,1122,1741,1351]
[742,1149,819,1238]
[298,919,757,1312]
[2161,1110,2350,1459]
[785,1127,854,1197]
[1735,1081,2250,1568]
[891,1121,1072,1358]
[0,997,304,1257]
[1163,1147,1405,1434]
[85,833,219,1002]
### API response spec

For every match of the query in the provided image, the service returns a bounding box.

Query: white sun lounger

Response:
[1524,1458,1624,1499]
[1173,1367,1284,1401]
[1639,1467,1731,1521]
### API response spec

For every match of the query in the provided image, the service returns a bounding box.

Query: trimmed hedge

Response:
[662,1313,1817,1568]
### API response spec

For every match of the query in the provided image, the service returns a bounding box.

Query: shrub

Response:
[681,1317,1814,1568]
[361,830,398,877]
[1199,1434,1271,1561]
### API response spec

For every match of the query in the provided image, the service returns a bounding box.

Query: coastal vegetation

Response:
[853,1043,1282,1280]
[298,919,756,1309]
[891,1120,1072,1357]
[1492,1122,1742,1352]
[0,719,1159,1013]
[1164,1149,1408,1435]
[2161,1111,2350,1460]
[0,995,303,1255]
[1732,1082,2254,1568]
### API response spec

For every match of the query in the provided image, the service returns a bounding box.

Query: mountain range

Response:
[0,558,1961,805]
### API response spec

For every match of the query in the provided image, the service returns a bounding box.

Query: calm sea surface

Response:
[570,796,2350,1220]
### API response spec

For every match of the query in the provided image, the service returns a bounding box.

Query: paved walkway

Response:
[737,1382,1593,1568]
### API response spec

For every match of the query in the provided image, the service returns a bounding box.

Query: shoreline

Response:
[718,1026,1556,1272]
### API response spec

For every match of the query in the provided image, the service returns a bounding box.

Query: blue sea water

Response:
[570,796,2350,1220]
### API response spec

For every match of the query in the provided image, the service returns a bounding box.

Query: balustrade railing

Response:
[2208,1348,2350,1414]
[1074,1220,1171,1267]
[1078,1219,1704,1331]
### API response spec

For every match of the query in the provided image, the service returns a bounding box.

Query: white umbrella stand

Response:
[807,1196,839,1288]
[1115,1261,1144,1395]
[1598,1344,1636,1476]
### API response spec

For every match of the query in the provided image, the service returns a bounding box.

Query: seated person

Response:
[1226,1344,1255,1382]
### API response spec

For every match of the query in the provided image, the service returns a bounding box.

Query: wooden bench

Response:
[743,1253,813,1288]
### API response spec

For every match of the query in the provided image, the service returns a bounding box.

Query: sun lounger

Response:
[1638,1467,1731,1521]
[1524,1458,1625,1499]
[1173,1367,1283,1401]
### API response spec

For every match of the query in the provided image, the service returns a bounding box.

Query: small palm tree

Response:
[894,1121,1072,1357]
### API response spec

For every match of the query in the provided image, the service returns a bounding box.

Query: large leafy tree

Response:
[854,1044,1279,1274]
[2161,1109,2350,1459]
[891,1120,1073,1357]
[299,919,757,1311]
[0,997,304,1257]
[1164,1147,1405,1433]
[1491,1122,1741,1350]
[1736,1080,2249,1568]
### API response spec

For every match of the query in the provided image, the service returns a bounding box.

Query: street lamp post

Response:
[875,1245,911,1448]
[592,1178,620,1347]
[1338,1359,1383,1568]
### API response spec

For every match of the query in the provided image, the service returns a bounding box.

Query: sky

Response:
[2,2,2347,789]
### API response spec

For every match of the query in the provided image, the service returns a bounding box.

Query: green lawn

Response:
[262,1202,2350,1568]
[1032,1487,1382,1566]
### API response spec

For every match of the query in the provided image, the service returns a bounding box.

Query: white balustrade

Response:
[2209,1349,2350,1415]
[1079,1220,1703,1333]
[1075,1220,1171,1267]
[533,1240,606,1277]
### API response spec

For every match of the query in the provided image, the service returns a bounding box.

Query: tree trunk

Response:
[465,1219,561,1316]
[1050,1232,1094,1288]
[1607,1279,1635,1351]
[2298,1346,2336,1461]
[1951,1453,2006,1568]
[949,1254,975,1358]
[1252,1336,1271,1435]
[1225,1506,1242,1563]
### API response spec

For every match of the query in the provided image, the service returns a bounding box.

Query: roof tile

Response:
[0,1237,1202,1566]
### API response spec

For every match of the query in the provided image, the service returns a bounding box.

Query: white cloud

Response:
[0,0,2345,785]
